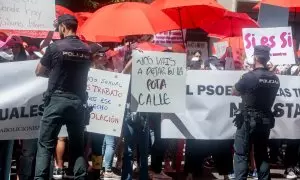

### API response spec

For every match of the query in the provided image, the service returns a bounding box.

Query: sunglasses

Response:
[94,52,106,58]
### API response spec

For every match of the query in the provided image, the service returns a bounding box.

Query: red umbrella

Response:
[253,2,300,12]
[151,0,226,29]
[79,2,180,41]
[202,11,259,38]
[136,42,168,52]
[55,5,75,18]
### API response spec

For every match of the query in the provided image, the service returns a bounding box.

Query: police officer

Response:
[34,14,91,180]
[232,45,280,180]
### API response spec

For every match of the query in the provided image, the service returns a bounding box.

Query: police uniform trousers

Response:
[234,118,271,180]
[34,92,87,180]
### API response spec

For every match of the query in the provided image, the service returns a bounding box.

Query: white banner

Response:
[86,69,130,137]
[0,61,129,140]
[0,0,56,30]
[242,27,295,65]
[162,70,300,139]
[0,60,46,140]
[131,50,186,113]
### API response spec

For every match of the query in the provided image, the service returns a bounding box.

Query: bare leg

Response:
[55,137,67,168]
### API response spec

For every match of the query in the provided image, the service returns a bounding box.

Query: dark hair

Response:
[194,51,202,56]
[61,19,78,32]
[256,57,269,66]
[14,45,27,61]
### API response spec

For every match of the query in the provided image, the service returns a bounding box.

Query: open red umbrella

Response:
[202,11,259,38]
[55,5,75,18]
[136,42,168,52]
[151,0,226,29]
[79,2,179,41]
[253,1,300,12]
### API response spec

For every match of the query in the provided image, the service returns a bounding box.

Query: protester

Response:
[188,51,203,70]
[89,42,121,179]
[121,51,150,180]
[0,34,23,180]
[34,14,91,180]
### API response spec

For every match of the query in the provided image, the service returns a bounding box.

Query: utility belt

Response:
[233,109,275,129]
[43,89,93,126]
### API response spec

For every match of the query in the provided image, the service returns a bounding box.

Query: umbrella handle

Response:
[177,8,186,48]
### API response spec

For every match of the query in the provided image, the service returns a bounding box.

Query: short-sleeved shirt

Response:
[235,67,280,111]
[40,36,91,99]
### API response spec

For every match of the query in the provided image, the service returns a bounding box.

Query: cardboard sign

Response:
[131,50,186,113]
[0,0,56,30]
[213,41,229,59]
[242,27,295,65]
[86,69,130,137]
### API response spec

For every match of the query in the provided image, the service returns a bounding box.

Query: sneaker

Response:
[294,166,300,176]
[285,168,297,179]
[63,168,74,179]
[248,169,258,179]
[228,172,235,179]
[53,168,64,180]
[102,171,121,179]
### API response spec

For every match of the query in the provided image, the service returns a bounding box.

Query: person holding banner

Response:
[88,43,121,179]
[121,51,150,180]
[232,45,280,180]
[34,14,91,180]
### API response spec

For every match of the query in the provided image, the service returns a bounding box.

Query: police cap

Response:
[253,45,271,61]
[89,43,109,54]
[57,14,78,25]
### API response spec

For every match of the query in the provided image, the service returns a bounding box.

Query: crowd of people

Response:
[0,14,300,180]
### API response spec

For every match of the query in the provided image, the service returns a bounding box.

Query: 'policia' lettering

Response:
[0,104,44,120]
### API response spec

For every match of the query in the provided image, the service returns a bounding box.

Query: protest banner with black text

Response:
[86,69,130,137]
[162,70,300,139]
[0,61,130,140]
[242,27,295,65]
[131,50,186,113]
[0,0,56,30]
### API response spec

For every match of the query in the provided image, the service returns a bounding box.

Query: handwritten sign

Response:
[0,0,56,30]
[86,69,130,137]
[213,41,229,59]
[242,27,295,65]
[131,50,186,113]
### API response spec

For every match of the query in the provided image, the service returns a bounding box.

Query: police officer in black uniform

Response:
[232,45,280,180]
[34,15,91,180]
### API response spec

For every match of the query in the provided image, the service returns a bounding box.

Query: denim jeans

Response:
[149,113,166,173]
[91,133,116,171]
[121,111,149,180]
[19,139,38,180]
[234,119,270,180]
[0,140,14,180]
[34,93,87,180]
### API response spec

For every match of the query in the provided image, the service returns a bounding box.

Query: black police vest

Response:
[242,69,280,112]
[48,36,91,99]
